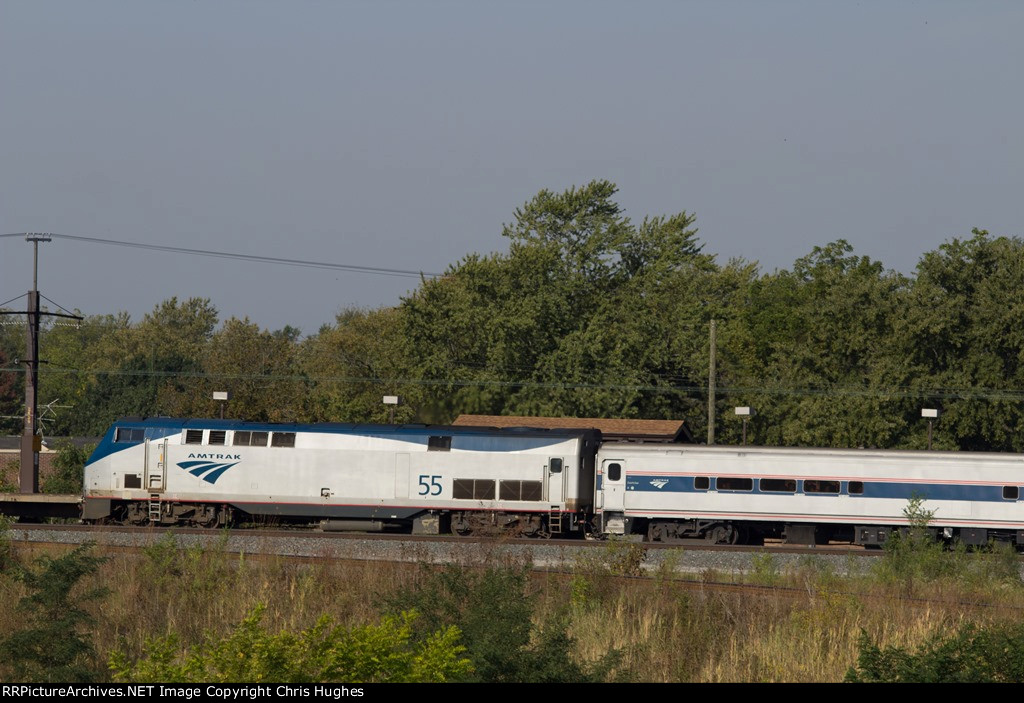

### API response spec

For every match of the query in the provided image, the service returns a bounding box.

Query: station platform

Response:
[0,493,82,519]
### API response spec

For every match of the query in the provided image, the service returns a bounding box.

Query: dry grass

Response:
[1,533,1023,682]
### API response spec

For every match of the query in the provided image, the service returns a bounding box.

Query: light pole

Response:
[383,395,399,424]
[707,319,717,444]
[213,391,230,419]
[921,408,939,450]
[735,406,755,445]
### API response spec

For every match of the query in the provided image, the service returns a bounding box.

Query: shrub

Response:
[0,544,108,682]
[110,606,472,683]
[42,441,93,494]
[382,563,623,682]
[846,622,1024,682]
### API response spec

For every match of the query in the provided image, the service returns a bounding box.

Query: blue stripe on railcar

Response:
[859,481,1010,502]
[622,475,1019,503]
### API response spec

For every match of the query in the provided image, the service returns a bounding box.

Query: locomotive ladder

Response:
[148,494,161,522]
[548,506,562,535]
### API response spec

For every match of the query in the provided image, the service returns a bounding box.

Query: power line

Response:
[3,364,1024,402]
[0,293,25,308]
[2,232,444,279]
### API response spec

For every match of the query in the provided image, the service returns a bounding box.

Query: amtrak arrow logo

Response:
[650,479,669,489]
[177,460,239,484]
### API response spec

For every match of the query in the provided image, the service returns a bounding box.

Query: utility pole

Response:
[20,234,50,493]
[707,318,717,445]
[0,234,81,493]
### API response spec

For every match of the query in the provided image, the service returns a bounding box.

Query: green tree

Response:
[302,307,421,423]
[401,180,709,421]
[41,440,93,494]
[902,229,1024,451]
[162,317,307,422]
[0,346,19,435]
[739,240,911,448]
[38,313,130,435]
[44,299,218,433]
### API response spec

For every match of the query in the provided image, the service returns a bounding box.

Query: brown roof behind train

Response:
[452,415,692,443]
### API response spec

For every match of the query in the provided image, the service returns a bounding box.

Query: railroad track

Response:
[6,522,878,557]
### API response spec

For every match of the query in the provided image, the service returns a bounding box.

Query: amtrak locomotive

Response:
[83,418,599,537]
[83,417,1024,547]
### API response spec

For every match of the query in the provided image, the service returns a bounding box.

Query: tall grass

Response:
[1,534,1022,682]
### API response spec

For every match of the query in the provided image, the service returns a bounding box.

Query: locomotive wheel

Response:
[194,505,224,528]
[451,513,474,537]
[705,524,739,545]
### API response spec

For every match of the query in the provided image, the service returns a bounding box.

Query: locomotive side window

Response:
[607,463,622,481]
[500,480,543,501]
[428,436,452,452]
[848,481,864,495]
[114,427,144,443]
[804,480,840,494]
[694,476,710,490]
[1004,486,1019,500]
[209,430,226,446]
[454,479,495,500]
[549,458,563,473]
[717,477,753,491]
[185,430,204,445]
[271,432,296,448]
[251,432,268,447]
[233,431,251,446]
[760,478,796,493]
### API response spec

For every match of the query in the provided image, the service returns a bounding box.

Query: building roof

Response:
[452,415,692,443]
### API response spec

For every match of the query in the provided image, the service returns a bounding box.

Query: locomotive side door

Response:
[601,459,625,512]
[600,458,627,534]
[547,457,565,504]
[144,438,167,492]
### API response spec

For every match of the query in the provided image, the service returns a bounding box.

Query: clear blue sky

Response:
[2,1,1021,334]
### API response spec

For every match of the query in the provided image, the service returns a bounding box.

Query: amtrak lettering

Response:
[187,453,241,460]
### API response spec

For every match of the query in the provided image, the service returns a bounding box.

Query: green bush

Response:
[846,622,1024,682]
[873,496,1023,588]
[382,563,624,682]
[110,606,471,683]
[0,544,108,682]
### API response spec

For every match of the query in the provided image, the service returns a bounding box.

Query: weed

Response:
[748,553,780,586]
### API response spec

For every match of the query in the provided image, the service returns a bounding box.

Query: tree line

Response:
[1,180,1022,451]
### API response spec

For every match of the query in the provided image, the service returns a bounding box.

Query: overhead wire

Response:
[0,293,26,308]
[2,364,1023,402]
[1,232,444,279]
[39,294,79,318]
